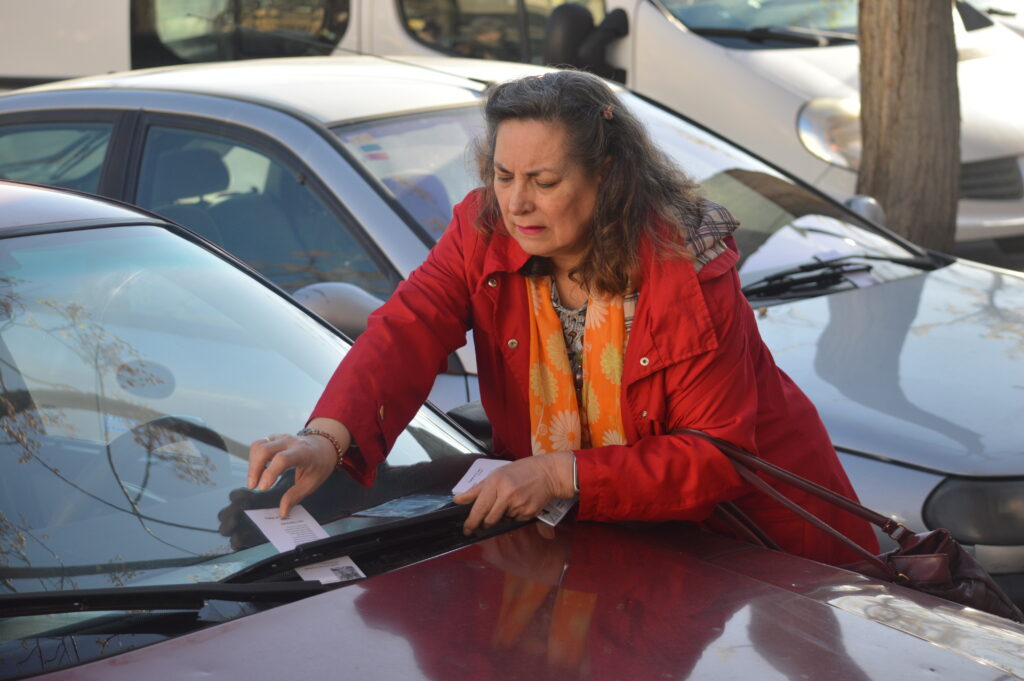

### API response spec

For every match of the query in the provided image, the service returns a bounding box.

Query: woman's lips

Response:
[516,224,546,235]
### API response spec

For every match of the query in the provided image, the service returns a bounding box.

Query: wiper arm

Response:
[742,253,936,299]
[743,263,868,298]
[0,581,326,618]
[689,25,857,46]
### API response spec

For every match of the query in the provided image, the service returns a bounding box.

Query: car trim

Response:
[325,99,482,130]
[0,216,170,239]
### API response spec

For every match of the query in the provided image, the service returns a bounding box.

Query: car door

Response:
[122,112,473,407]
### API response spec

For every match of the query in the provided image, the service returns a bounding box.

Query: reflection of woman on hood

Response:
[249,70,878,566]
[354,523,874,681]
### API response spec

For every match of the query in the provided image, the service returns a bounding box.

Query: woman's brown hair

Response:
[474,69,703,295]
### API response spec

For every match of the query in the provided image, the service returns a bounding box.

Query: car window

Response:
[0,122,112,193]
[335,108,484,241]
[139,0,350,64]
[133,124,396,298]
[0,225,471,595]
[399,0,603,63]
[335,98,918,283]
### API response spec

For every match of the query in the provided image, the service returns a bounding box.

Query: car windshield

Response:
[657,0,990,39]
[0,225,477,602]
[334,95,924,294]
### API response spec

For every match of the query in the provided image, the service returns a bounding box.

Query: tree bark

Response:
[857,0,960,251]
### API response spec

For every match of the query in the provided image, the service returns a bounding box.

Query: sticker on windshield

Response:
[244,505,367,584]
[295,556,366,584]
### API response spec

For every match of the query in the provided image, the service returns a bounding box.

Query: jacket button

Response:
[641,410,648,418]
[487,278,498,287]
[507,338,519,349]
[639,357,650,366]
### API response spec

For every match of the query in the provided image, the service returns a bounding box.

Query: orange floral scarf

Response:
[525,276,627,454]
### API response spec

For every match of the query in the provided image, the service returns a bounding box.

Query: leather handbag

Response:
[678,428,1024,623]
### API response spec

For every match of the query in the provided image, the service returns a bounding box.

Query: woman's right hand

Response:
[247,419,352,518]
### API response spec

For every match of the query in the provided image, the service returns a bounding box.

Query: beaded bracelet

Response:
[296,427,345,468]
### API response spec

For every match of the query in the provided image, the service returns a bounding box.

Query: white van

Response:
[4,1,1022,244]
[334,0,1024,245]
[0,0,350,88]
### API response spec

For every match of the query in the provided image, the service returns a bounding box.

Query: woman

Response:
[247,70,878,565]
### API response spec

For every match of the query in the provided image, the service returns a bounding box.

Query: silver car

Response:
[0,56,1021,600]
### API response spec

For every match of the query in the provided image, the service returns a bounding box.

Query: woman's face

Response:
[493,119,600,274]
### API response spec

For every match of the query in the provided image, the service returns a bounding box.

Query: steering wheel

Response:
[105,414,230,508]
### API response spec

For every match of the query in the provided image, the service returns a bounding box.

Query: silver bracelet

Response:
[572,454,579,494]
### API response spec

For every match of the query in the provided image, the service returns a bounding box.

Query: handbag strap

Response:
[676,428,907,575]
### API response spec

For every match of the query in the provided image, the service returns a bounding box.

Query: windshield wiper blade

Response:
[0,581,327,618]
[689,25,856,46]
[224,502,484,584]
[0,501,518,617]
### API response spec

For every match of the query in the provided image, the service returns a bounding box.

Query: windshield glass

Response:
[658,0,990,37]
[661,0,857,33]
[334,95,919,288]
[0,226,475,599]
[335,106,485,242]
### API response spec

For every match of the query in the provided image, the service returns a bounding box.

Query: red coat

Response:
[311,190,880,565]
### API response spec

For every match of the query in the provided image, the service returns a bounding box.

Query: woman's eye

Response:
[536,180,556,189]
[495,175,512,184]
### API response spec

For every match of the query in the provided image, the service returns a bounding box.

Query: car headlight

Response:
[797,97,863,171]
[923,477,1024,545]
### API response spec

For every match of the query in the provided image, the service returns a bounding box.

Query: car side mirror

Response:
[445,400,493,453]
[292,282,384,339]
[844,195,887,226]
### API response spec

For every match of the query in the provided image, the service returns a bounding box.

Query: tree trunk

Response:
[857,0,960,252]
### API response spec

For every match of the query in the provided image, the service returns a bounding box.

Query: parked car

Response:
[0,56,1022,602]
[1,179,1023,681]
[968,1,1024,36]
[335,0,1024,246]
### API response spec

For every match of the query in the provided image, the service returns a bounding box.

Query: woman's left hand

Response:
[454,451,575,534]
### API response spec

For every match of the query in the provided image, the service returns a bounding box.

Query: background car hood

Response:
[35,522,1024,681]
[730,25,1024,160]
[756,260,1024,476]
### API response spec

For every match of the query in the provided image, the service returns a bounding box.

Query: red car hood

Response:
[38,521,1024,680]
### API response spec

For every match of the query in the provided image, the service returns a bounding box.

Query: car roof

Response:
[0,181,159,232]
[10,56,561,124]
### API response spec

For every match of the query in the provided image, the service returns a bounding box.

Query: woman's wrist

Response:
[301,418,352,468]
[546,451,578,499]
[296,427,345,467]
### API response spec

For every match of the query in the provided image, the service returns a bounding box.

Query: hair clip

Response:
[601,105,615,120]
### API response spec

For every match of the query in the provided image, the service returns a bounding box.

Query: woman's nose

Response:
[507,181,532,215]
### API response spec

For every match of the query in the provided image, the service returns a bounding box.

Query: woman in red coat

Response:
[247,70,878,565]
